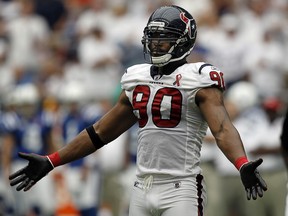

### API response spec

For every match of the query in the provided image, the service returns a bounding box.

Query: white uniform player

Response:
[8,5,267,216]
[122,63,223,178]
[121,62,224,215]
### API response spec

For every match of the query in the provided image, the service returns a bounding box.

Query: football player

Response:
[9,5,267,216]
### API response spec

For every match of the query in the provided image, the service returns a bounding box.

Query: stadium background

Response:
[0,0,287,215]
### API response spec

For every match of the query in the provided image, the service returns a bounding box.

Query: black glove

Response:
[240,158,267,200]
[9,152,54,192]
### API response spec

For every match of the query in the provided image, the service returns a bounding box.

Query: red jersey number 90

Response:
[132,85,182,128]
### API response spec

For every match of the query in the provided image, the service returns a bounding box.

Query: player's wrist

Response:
[47,152,62,168]
[234,156,249,170]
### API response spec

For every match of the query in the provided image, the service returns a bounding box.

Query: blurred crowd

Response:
[0,0,288,216]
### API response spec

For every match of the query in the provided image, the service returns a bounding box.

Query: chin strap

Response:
[151,53,172,66]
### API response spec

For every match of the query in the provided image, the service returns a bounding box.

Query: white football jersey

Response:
[121,62,225,179]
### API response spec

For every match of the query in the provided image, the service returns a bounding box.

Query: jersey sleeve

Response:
[195,63,226,91]
[121,64,151,91]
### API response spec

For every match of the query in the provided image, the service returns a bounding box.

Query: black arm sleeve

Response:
[281,109,288,151]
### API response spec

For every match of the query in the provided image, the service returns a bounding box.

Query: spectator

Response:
[6,0,50,71]
[77,25,122,101]
[245,97,286,216]
[202,13,248,88]
[34,0,67,31]
[244,27,285,98]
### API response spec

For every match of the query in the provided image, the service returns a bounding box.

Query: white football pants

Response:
[128,174,207,216]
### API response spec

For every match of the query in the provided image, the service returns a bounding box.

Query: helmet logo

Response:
[180,12,189,24]
[180,12,192,39]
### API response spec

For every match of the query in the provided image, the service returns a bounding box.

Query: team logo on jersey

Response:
[173,74,182,86]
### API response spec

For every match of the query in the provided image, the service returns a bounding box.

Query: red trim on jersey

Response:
[196,174,204,216]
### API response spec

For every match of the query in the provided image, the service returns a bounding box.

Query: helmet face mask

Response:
[144,29,181,55]
[142,5,197,67]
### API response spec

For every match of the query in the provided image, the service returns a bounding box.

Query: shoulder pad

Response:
[121,64,151,91]
[125,64,151,74]
[196,62,226,90]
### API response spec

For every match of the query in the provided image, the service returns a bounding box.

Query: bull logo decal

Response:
[180,12,194,39]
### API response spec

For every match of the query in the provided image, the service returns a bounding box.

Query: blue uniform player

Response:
[1,84,57,215]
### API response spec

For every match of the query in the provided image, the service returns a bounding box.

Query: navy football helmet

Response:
[142,5,197,66]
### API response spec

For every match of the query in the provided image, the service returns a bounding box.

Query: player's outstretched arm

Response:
[196,87,267,200]
[9,91,137,191]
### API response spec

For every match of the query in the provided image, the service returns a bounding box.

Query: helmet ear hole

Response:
[174,40,191,57]
[174,46,184,57]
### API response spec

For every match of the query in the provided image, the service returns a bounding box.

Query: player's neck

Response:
[154,59,187,75]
